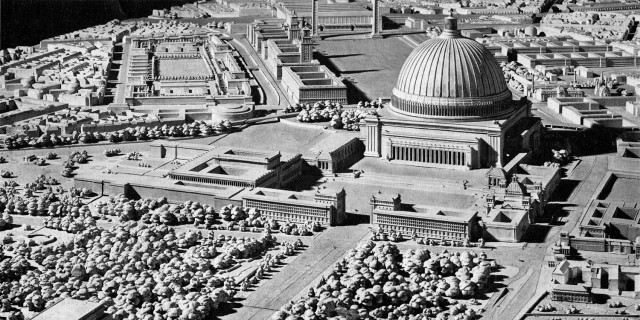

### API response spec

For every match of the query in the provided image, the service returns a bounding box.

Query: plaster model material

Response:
[0,2,639,320]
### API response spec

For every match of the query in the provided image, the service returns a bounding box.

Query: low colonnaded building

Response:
[550,284,594,303]
[306,134,364,173]
[158,142,304,189]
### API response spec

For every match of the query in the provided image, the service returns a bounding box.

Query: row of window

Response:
[379,224,466,239]
[551,292,591,303]
[260,210,330,224]
[318,16,370,24]
[375,213,467,232]
[245,200,329,217]
[299,89,346,100]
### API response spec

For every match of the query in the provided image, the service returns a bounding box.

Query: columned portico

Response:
[386,139,474,169]
[360,15,541,171]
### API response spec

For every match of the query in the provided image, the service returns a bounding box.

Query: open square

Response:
[157,58,211,78]
[316,37,415,100]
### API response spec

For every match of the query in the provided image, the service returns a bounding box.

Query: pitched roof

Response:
[486,166,507,179]
[506,181,526,195]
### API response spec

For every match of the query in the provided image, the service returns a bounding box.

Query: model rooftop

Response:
[32,298,105,320]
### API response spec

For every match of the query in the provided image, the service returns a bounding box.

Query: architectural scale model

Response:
[1,0,640,319]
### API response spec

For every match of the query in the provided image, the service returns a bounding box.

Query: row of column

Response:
[391,146,467,166]
[393,97,509,118]
[171,174,251,187]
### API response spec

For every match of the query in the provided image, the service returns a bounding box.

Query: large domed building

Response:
[363,16,541,170]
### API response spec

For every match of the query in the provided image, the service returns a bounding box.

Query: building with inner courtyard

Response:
[122,32,256,122]
[162,142,304,189]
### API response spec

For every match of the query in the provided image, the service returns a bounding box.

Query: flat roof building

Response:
[241,187,347,226]
[281,64,347,104]
[550,284,594,303]
[32,298,108,320]
[167,144,303,189]
[370,193,481,241]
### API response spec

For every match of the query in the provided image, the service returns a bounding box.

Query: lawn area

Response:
[158,58,211,77]
[315,37,415,101]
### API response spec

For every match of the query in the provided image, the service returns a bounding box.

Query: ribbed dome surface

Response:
[395,38,507,98]
[390,17,515,121]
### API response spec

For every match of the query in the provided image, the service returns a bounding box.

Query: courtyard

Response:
[157,57,211,78]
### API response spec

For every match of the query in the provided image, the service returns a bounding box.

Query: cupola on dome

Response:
[390,16,515,121]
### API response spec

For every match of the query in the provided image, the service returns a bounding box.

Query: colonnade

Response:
[391,96,511,118]
[169,174,253,187]
[391,145,468,166]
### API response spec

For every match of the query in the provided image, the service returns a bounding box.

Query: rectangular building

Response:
[550,284,594,303]
[242,187,346,226]
[307,135,364,173]
[32,298,108,320]
[166,143,303,189]
[281,65,347,104]
[370,193,480,241]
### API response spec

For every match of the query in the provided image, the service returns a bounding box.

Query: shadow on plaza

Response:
[549,179,581,202]
[523,224,555,243]
[314,52,371,103]
[546,203,578,225]
[542,126,618,159]
[321,53,363,59]
[520,202,577,243]
[340,69,382,75]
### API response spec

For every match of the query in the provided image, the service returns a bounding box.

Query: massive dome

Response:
[390,17,515,121]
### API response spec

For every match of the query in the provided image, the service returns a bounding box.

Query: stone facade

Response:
[281,65,347,104]
[370,193,481,241]
[363,105,539,170]
[243,188,346,226]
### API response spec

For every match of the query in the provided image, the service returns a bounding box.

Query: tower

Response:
[368,0,382,39]
[289,11,301,40]
[300,27,314,63]
[311,0,320,40]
